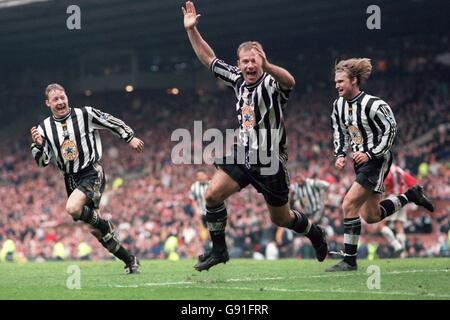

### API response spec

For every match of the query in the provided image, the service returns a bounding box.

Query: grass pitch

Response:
[0,258,448,300]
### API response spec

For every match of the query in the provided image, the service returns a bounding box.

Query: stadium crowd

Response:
[0,59,449,263]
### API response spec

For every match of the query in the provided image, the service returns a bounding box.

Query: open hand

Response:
[251,42,268,69]
[182,1,201,30]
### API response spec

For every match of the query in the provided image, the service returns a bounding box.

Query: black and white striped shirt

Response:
[189,181,209,215]
[331,91,397,159]
[292,178,330,214]
[210,58,291,160]
[31,107,134,174]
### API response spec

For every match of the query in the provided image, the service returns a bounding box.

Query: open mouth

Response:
[56,104,66,111]
[247,70,257,77]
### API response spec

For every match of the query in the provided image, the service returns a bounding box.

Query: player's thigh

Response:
[205,168,240,204]
[360,193,383,224]
[266,202,291,226]
[342,181,373,215]
[66,188,89,215]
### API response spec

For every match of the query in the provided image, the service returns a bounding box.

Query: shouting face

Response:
[335,71,358,100]
[46,89,70,118]
[238,48,264,85]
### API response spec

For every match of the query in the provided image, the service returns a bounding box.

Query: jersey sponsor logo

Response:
[241,104,255,132]
[61,139,79,161]
[348,125,363,145]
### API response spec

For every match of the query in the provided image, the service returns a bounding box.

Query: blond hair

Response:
[335,58,372,85]
[45,83,65,99]
[236,41,263,59]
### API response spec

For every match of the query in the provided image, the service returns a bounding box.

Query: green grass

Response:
[0,258,449,299]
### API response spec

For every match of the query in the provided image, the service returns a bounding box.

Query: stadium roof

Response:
[0,0,448,66]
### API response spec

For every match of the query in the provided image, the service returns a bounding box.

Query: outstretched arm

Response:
[182,1,216,68]
[252,42,295,90]
[86,107,144,153]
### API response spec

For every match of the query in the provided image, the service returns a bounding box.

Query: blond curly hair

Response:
[335,58,372,85]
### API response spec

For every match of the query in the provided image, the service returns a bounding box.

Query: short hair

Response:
[236,41,263,59]
[335,58,372,85]
[45,83,65,99]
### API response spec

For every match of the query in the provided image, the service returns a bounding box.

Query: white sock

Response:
[381,226,402,251]
[396,233,406,248]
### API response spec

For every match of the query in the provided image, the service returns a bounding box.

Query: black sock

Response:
[289,210,321,244]
[379,195,408,220]
[205,203,228,253]
[99,237,132,264]
[343,217,361,266]
[79,206,110,235]
[114,246,133,264]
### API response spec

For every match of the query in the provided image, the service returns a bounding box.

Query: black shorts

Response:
[64,163,105,209]
[215,151,290,207]
[354,151,392,193]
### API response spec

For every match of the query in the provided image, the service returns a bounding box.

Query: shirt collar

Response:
[52,108,72,122]
[347,91,365,104]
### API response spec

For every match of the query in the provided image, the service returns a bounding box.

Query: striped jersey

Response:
[331,91,397,160]
[189,181,209,215]
[292,178,330,214]
[31,107,134,174]
[210,58,291,161]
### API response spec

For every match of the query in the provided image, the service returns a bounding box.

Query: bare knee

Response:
[65,203,83,220]
[204,188,225,207]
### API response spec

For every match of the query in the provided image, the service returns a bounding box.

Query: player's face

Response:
[238,49,263,85]
[196,171,208,182]
[297,173,305,184]
[335,72,357,99]
[46,89,70,118]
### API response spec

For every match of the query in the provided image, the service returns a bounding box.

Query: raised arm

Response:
[252,42,295,90]
[182,1,216,68]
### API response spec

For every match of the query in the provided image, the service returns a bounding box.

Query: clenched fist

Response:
[30,127,43,146]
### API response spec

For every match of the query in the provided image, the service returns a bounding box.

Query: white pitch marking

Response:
[174,285,450,299]
[109,269,448,289]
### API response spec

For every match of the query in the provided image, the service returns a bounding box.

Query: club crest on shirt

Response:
[61,139,79,161]
[241,104,255,132]
[348,125,363,145]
